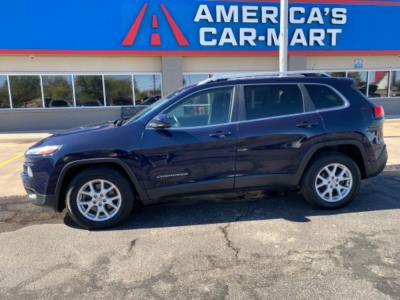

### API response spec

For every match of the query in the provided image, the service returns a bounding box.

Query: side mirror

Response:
[148,114,172,129]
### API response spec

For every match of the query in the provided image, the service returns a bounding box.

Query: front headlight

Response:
[26,145,62,156]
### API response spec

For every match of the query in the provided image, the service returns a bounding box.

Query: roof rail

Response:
[197,71,331,85]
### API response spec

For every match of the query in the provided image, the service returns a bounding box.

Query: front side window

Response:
[164,87,234,128]
[74,75,104,107]
[244,84,303,120]
[42,75,74,108]
[9,75,42,108]
[368,71,389,98]
[306,85,344,110]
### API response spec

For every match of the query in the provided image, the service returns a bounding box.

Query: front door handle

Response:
[209,131,232,138]
[296,121,320,129]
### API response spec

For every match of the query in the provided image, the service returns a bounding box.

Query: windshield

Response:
[125,85,194,124]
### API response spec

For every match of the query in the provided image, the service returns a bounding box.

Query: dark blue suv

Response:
[22,73,388,229]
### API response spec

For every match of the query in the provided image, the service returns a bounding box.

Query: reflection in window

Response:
[0,76,10,109]
[9,76,42,108]
[390,71,400,97]
[182,74,210,86]
[347,71,368,95]
[42,75,74,108]
[134,75,162,105]
[104,75,133,106]
[165,87,234,127]
[306,85,344,109]
[244,84,303,120]
[328,72,346,78]
[74,75,104,107]
[368,71,389,98]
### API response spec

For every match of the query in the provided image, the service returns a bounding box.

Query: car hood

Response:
[31,121,117,148]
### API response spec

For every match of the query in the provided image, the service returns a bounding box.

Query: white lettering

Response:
[218,28,238,46]
[194,5,213,22]
[199,27,217,46]
[240,28,257,46]
[242,6,258,23]
[331,8,347,25]
[290,29,307,46]
[307,8,324,24]
[289,7,305,24]
[215,5,239,23]
[309,29,325,46]
[261,7,278,23]
[326,28,342,46]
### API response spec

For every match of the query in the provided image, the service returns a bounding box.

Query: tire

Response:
[301,153,361,208]
[66,168,134,229]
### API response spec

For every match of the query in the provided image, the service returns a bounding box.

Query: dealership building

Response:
[0,0,400,131]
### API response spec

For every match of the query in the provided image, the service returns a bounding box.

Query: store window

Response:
[244,84,303,120]
[328,72,346,78]
[347,71,368,95]
[390,71,400,97]
[9,75,42,108]
[0,76,10,109]
[164,87,234,127]
[134,75,162,105]
[104,75,133,106]
[182,74,210,86]
[367,71,389,98]
[74,75,104,107]
[42,75,74,108]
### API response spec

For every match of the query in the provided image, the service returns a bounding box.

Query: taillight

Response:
[373,105,385,119]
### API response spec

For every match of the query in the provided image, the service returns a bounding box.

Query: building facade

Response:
[0,0,400,131]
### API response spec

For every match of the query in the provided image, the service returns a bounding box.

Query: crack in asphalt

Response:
[219,223,240,260]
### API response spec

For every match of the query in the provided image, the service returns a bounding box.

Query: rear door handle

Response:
[296,121,320,129]
[209,131,232,138]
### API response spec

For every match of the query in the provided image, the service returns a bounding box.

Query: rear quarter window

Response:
[306,84,345,110]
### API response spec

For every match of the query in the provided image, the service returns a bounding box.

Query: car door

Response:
[137,86,238,200]
[235,83,325,189]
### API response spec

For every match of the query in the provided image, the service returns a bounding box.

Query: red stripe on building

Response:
[122,3,148,46]
[1,49,400,56]
[151,33,161,46]
[160,4,189,46]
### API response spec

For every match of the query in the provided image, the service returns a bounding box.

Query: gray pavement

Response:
[0,123,399,299]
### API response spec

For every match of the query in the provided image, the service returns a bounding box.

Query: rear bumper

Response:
[365,145,388,178]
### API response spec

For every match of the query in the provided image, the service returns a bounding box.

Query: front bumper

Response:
[24,188,58,211]
[365,145,388,178]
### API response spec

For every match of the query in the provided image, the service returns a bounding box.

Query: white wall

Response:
[182,56,278,73]
[306,55,400,71]
[0,56,162,73]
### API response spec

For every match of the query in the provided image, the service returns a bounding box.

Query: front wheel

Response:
[66,168,134,229]
[301,153,361,208]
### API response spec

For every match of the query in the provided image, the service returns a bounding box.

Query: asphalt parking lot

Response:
[0,122,399,299]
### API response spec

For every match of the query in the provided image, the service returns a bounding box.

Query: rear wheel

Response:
[301,153,361,208]
[66,168,134,229]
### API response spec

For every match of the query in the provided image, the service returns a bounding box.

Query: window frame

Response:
[149,85,238,129]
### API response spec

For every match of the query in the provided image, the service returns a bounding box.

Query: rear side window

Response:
[244,84,303,120]
[306,85,345,110]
